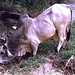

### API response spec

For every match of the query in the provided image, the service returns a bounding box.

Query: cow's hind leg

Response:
[57,25,67,53]
[61,26,68,49]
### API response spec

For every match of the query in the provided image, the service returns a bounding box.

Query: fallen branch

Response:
[64,55,75,74]
[65,55,75,67]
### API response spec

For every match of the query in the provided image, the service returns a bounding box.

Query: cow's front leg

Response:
[31,43,39,56]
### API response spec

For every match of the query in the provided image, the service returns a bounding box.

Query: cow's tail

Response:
[67,6,72,41]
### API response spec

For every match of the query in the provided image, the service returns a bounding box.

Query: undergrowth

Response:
[0,0,51,14]
[10,55,46,75]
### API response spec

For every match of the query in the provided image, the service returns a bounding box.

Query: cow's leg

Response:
[57,25,66,53]
[62,40,67,49]
[57,38,64,53]
[31,42,39,56]
[61,25,68,49]
[62,26,68,49]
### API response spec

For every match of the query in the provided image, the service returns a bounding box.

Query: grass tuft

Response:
[57,49,75,59]
[10,55,46,75]
[18,55,46,68]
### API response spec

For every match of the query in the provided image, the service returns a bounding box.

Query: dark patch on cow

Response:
[67,29,71,41]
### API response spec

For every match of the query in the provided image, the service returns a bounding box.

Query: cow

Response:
[0,4,72,63]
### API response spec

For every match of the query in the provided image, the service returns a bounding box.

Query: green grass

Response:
[38,40,57,54]
[0,24,12,32]
[10,55,46,75]
[18,55,46,68]
[57,49,75,59]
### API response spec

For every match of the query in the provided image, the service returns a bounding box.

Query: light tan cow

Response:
[0,4,72,63]
[17,4,72,56]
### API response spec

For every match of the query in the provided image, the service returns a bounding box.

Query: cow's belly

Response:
[38,25,56,43]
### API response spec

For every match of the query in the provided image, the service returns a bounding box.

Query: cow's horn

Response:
[7,50,13,57]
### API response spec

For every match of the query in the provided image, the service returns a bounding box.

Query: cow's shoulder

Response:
[19,14,29,22]
[18,14,29,27]
[20,14,29,19]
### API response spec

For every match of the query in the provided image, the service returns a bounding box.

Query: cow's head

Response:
[0,32,13,56]
[0,38,12,64]
[0,32,8,61]
[0,33,16,64]
[0,33,32,64]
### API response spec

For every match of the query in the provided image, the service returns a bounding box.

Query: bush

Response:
[13,0,50,10]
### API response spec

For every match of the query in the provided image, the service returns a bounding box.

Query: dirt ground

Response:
[30,55,65,75]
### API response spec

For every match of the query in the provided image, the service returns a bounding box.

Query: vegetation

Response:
[0,0,50,14]
[0,0,64,14]
[9,55,46,75]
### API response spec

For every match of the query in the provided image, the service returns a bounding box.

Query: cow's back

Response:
[51,4,71,26]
